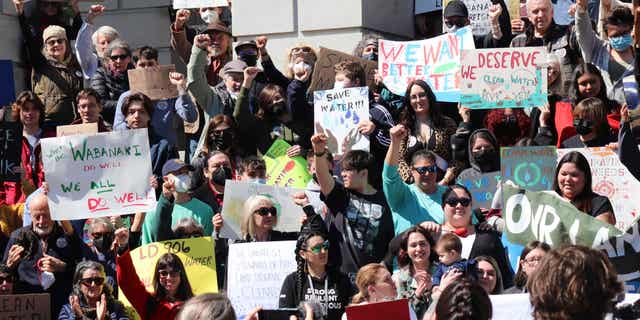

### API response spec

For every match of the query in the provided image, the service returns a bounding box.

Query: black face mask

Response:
[472,149,497,165]
[210,129,233,151]
[362,52,378,61]
[239,53,258,67]
[211,166,233,186]
[574,119,594,135]
[268,102,287,118]
[503,115,517,126]
[93,233,114,253]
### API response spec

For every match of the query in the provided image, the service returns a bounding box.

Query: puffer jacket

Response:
[90,66,131,124]
[20,14,83,126]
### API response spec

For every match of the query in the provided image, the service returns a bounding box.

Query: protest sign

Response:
[41,129,156,220]
[0,60,15,107]
[0,293,50,320]
[56,122,98,137]
[443,0,492,35]
[501,146,556,191]
[227,241,297,318]
[263,139,312,189]
[502,181,640,287]
[346,299,411,320]
[128,65,178,101]
[308,47,377,93]
[0,121,22,183]
[220,180,302,240]
[379,27,475,102]
[314,86,370,156]
[415,0,443,13]
[558,147,640,231]
[119,237,217,307]
[457,171,501,210]
[460,47,547,109]
[173,0,228,9]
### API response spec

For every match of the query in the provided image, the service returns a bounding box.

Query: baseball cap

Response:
[162,159,194,176]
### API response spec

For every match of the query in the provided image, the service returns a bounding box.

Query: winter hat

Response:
[42,25,67,43]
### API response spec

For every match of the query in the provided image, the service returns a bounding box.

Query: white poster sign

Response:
[220,180,303,240]
[227,241,297,319]
[41,129,156,220]
[313,87,370,156]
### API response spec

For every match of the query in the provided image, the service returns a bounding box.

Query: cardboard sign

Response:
[119,237,218,307]
[457,171,501,210]
[56,122,98,137]
[314,87,370,156]
[220,180,302,240]
[379,27,475,102]
[308,47,377,94]
[460,47,548,109]
[443,0,493,35]
[500,146,556,191]
[0,60,15,107]
[128,65,178,101]
[502,182,640,286]
[346,299,411,320]
[0,121,22,183]
[227,241,297,319]
[263,139,312,189]
[415,0,443,13]
[173,0,228,9]
[558,147,640,231]
[0,293,50,320]
[41,129,156,220]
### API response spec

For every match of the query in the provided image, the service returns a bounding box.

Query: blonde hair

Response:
[285,42,317,79]
[351,263,387,304]
[240,195,277,239]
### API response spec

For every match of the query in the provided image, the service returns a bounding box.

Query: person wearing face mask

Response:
[456,129,500,183]
[172,9,232,86]
[484,108,532,147]
[561,97,616,148]
[237,156,267,184]
[255,36,318,93]
[576,0,635,106]
[141,159,214,245]
[233,67,311,156]
[442,0,513,49]
[193,115,242,173]
[77,218,122,297]
[191,151,234,215]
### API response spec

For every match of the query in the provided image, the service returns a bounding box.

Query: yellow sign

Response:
[119,237,218,307]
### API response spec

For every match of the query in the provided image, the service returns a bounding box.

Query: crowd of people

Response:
[1,0,640,319]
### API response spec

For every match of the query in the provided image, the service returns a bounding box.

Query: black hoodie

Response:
[456,129,500,182]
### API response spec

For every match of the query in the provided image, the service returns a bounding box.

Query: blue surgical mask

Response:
[610,33,632,52]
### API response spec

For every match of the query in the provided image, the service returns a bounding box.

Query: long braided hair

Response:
[294,230,327,301]
[435,278,492,320]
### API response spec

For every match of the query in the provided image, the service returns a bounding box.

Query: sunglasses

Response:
[91,232,110,239]
[80,277,105,286]
[573,119,594,127]
[445,197,472,207]
[291,47,312,54]
[158,270,180,278]
[308,240,330,254]
[46,38,65,46]
[413,165,437,175]
[254,206,277,216]
[110,54,129,61]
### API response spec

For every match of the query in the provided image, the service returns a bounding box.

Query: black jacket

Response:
[90,66,131,124]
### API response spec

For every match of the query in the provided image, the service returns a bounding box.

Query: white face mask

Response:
[293,61,312,74]
[173,174,191,193]
[333,81,345,89]
[200,10,219,24]
[444,24,460,33]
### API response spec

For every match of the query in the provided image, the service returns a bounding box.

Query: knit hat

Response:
[42,25,67,43]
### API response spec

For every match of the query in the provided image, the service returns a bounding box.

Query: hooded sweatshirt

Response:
[456,129,500,182]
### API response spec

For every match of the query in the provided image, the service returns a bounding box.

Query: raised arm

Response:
[170,9,194,64]
[311,133,336,197]
[187,34,220,116]
[575,0,604,62]
[169,72,197,122]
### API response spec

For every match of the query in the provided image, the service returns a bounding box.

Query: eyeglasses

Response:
[445,197,472,207]
[175,230,204,238]
[409,91,428,101]
[524,256,543,265]
[307,240,330,254]
[46,38,65,46]
[110,54,129,61]
[80,277,105,286]
[158,270,180,278]
[254,206,277,216]
[413,165,437,175]
[291,47,312,54]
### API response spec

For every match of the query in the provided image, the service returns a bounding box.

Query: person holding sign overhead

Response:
[553,151,616,224]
